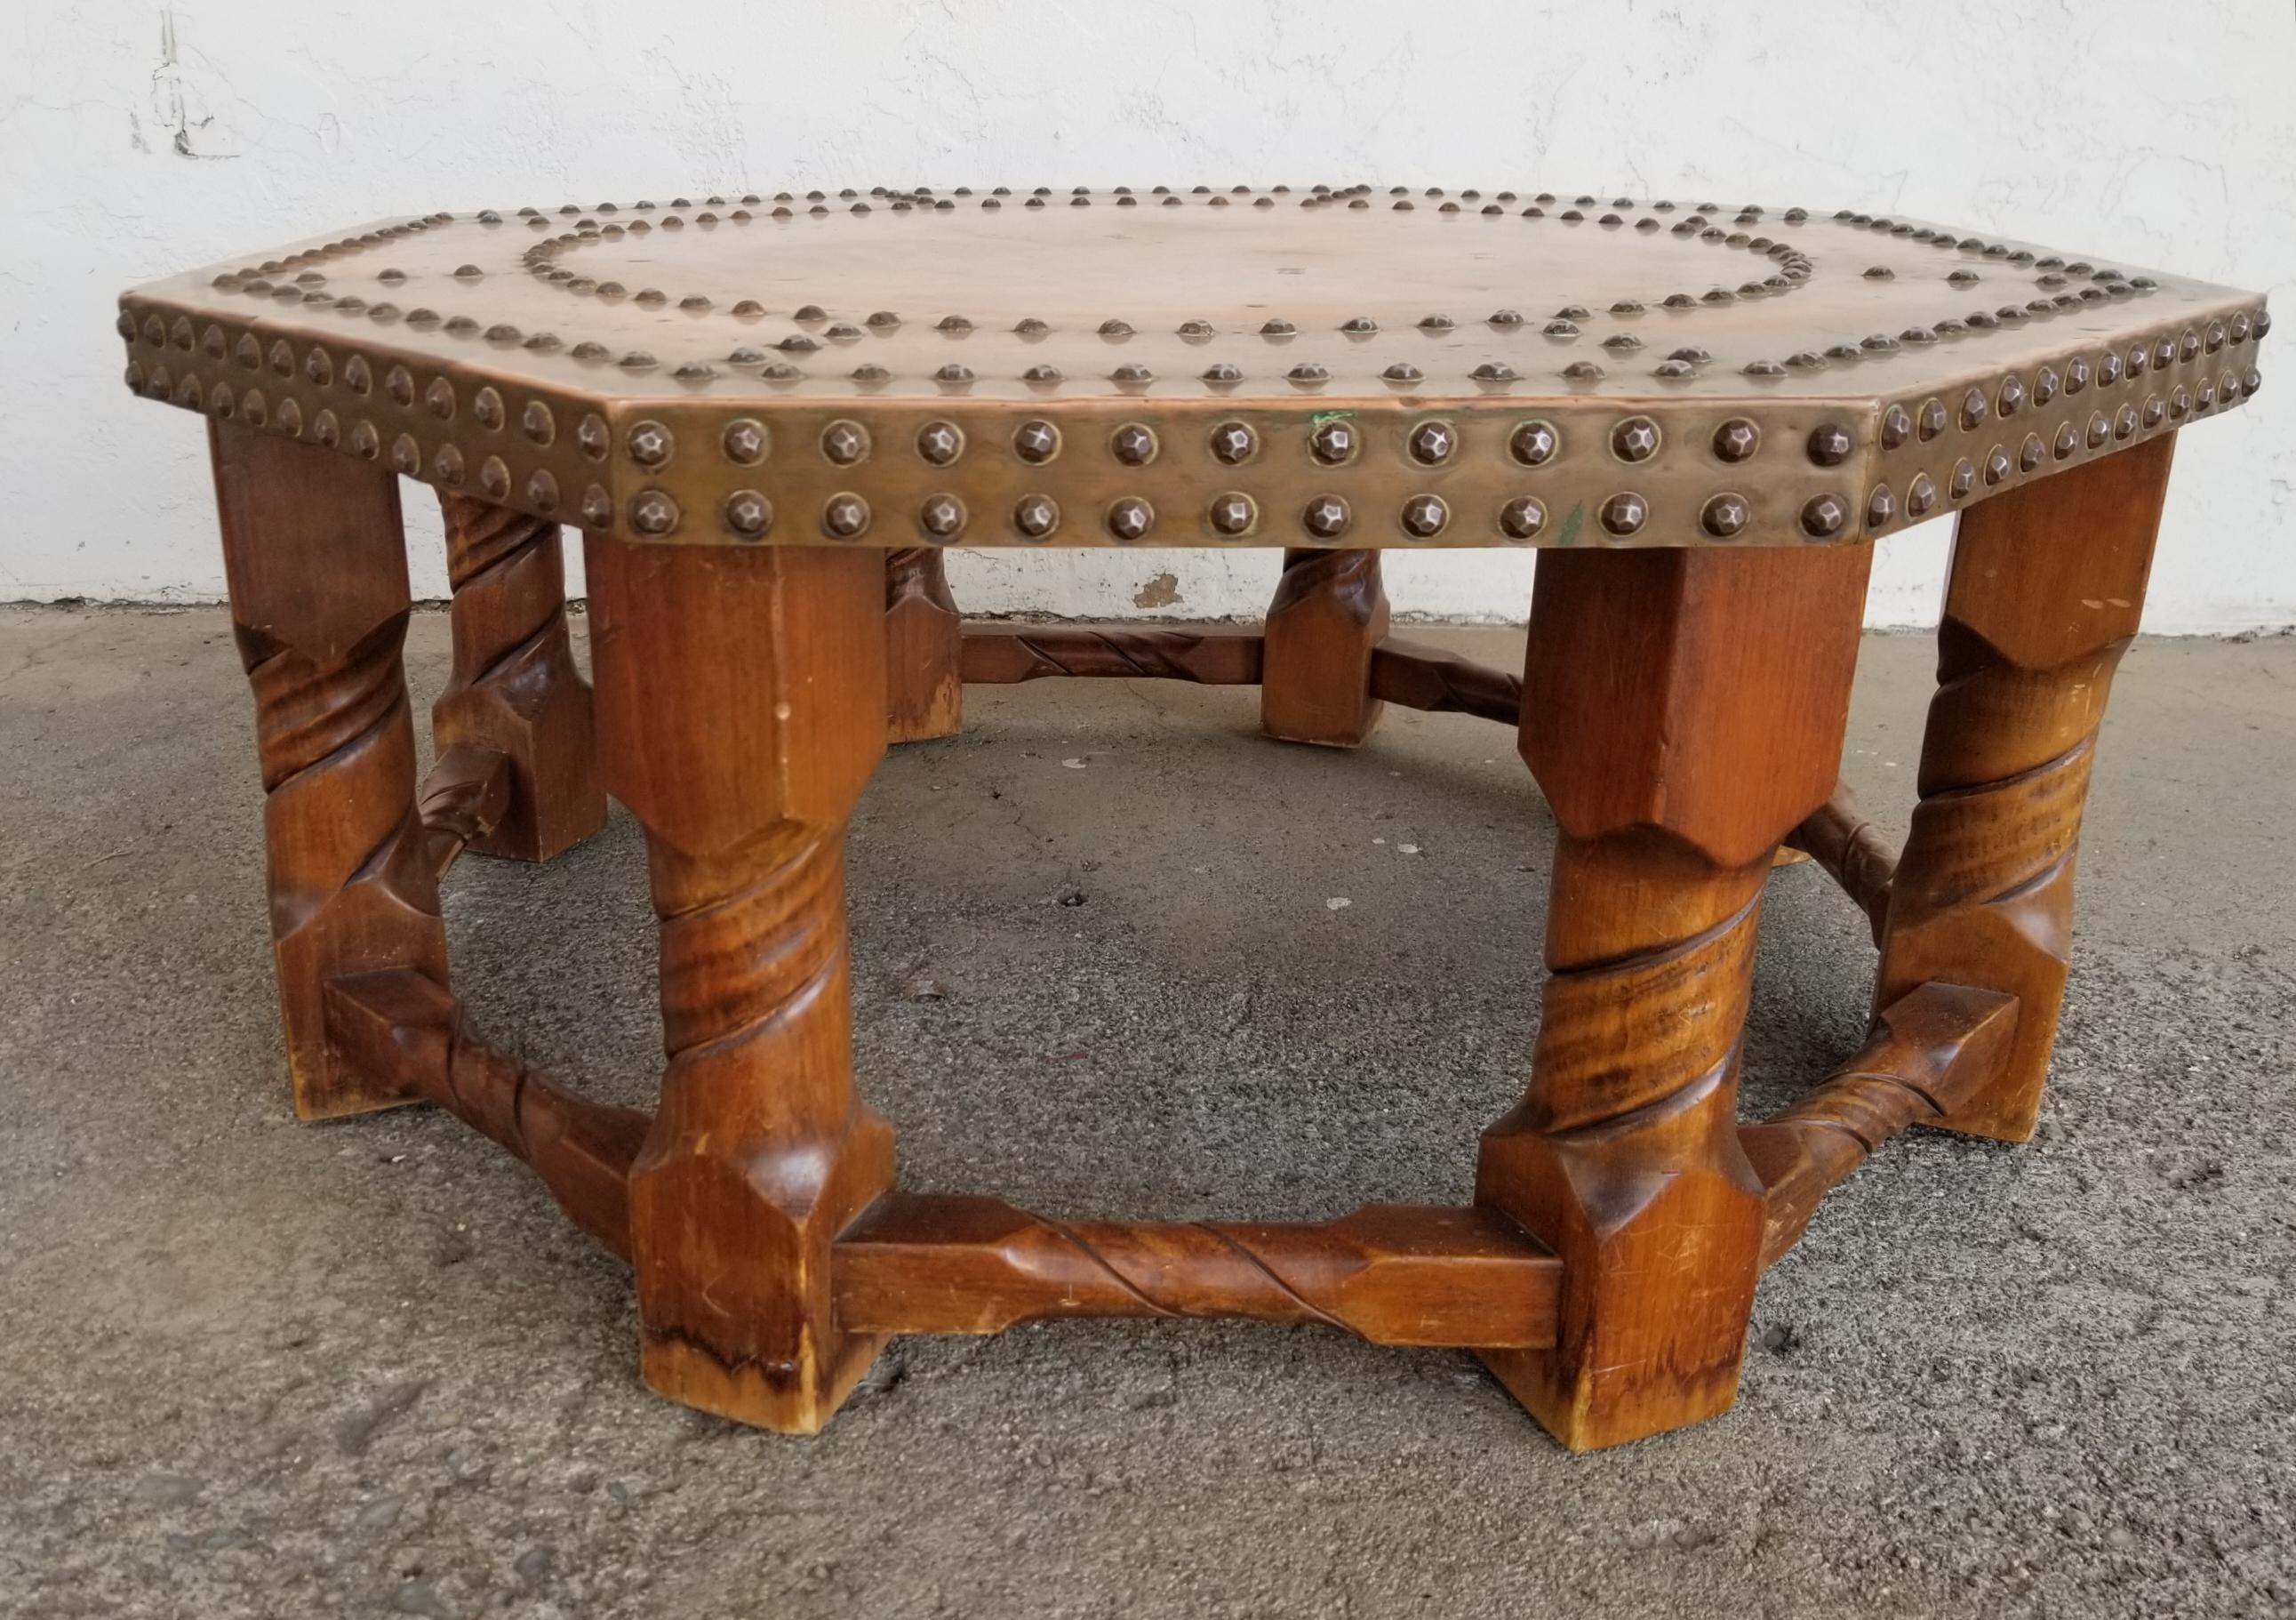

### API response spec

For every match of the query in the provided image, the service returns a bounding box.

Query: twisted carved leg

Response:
[884,546,963,742]
[587,535,894,1433]
[1478,542,1872,1450]
[432,493,604,862]
[1877,434,2174,1142]
[208,421,449,1119]
[1262,548,1389,746]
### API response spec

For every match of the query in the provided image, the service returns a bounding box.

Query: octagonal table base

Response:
[209,418,2173,1449]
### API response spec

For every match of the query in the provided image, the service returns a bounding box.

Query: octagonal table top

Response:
[117,183,2268,550]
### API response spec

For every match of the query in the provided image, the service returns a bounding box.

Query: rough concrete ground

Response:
[0,605,2291,1620]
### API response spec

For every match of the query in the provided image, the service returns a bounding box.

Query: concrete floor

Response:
[0,605,2291,1620]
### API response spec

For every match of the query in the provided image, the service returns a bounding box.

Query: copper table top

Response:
[117,184,2268,550]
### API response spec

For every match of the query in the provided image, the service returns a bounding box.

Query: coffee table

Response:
[116,184,2268,1449]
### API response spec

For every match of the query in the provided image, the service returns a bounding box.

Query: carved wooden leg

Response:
[1261,548,1389,746]
[1478,542,1872,1450]
[208,421,449,1120]
[884,546,963,742]
[1877,435,2174,1143]
[432,493,605,862]
[586,535,894,1433]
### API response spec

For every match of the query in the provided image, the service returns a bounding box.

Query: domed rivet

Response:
[525,470,559,513]
[384,365,413,405]
[1099,318,1134,336]
[2029,365,2060,407]
[469,386,504,431]
[822,421,870,464]
[1399,494,1450,539]
[1958,389,1989,430]
[2206,320,2227,353]
[1700,493,1749,539]
[822,493,872,538]
[2128,344,2148,378]
[933,363,973,383]
[1997,374,2026,416]
[1260,318,1296,337]
[1907,473,1940,517]
[1879,405,1912,450]
[629,490,679,535]
[1712,419,1759,462]
[2053,423,2080,461]
[919,494,967,539]
[722,419,768,464]
[1106,498,1155,541]
[347,419,380,460]
[1005,420,1060,464]
[1561,361,1604,381]
[387,430,421,473]
[1302,495,1352,539]
[1498,496,1547,541]
[2100,351,2124,387]
[2019,433,2045,472]
[266,338,294,374]
[1208,493,1256,536]
[2180,328,2202,362]
[1110,422,1158,465]
[1418,314,1454,330]
[2066,357,2092,395]
[1862,485,1895,529]
[1175,319,1213,338]
[1801,493,1850,537]
[1021,364,1061,383]
[1210,421,1258,464]
[1808,422,1855,465]
[627,421,673,468]
[1598,493,1648,537]
[1013,495,1061,539]
[2242,367,2262,399]
[1508,420,1560,466]
[2142,394,2166,428]
[916,421,964,465]
[580,485,612,527]
[1610,416,1660,462]
[2155,337,2178,371]
[2115,404,2139,439]
[2171,388,2192,419]
[1408,421,1455,464]
[1308,419,1356,465]
[311,409,340,448]
[2087,412,2111,448]
[1948,458,1978,500]
[275,397,305,438]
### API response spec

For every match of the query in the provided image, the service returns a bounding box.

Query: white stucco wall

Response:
[5,2,2290,629]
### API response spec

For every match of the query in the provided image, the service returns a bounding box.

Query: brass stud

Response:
[916,421,964,465]
[2054,422,2080,460]
[1014,420,1061,463]
[1610,416,1660,462]
[1301,495,1352,539]
[348,420,381,460]
[627,421,673,468]
[1110,423,1158,465]
[1808,422,1855,465]
[1013,495,1061,539]
[822,493,872,538]
[919,494,967,539]
[1407,421,1456,464]
[1208,492,1256,537]
[526,470,559,512]
[1308,419,1356,465]
[312,409,340,448]
[2019,433,2045,472]
[1879,405,1912,449]
[629,491,679,535]
[1997,374,2025,416]
[2142,394,2166,428]
[2099,350,2124,387]
[2115,404,2139,439]
[822,420,870,464]
[722,419,768,464]
[1712,419,1760,463]
[1498,496,1547,541]
[425,377,457,420]
[1700,493,1749,539]
[1800,493,1849,537]
[1508,420,1560,466]
[1598,493,1648,537]
[1958,388,1988,430]
[2086,411,2110,448]
[1209,421,1258,464]
[1106,497,1155,541]
[1907,473,1939,517]
[1399,494,1450,539]
[1949,458,1978,500]
[385,365,414,406]
[580,485,612,527]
